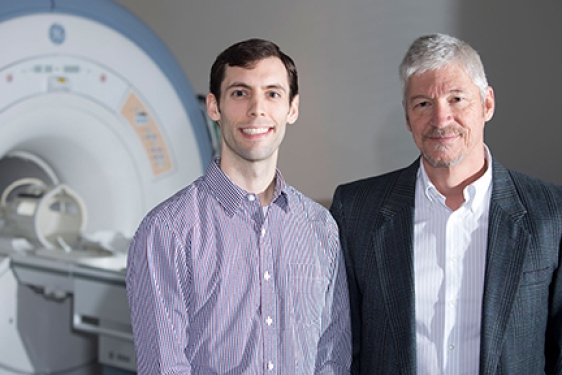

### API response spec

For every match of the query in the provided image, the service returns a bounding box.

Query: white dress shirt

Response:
[414,151,492,374]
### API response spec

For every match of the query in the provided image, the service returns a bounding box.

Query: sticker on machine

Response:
[121,92,172,175]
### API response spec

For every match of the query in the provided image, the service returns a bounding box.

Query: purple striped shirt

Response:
[126,159,351,374]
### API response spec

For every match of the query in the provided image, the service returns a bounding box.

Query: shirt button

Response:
[266,316,273,326]
[264,271,271,281]
[267,361,274,371]
[449,344,455,350]
[248,194,255,202]
[261,228,266,237]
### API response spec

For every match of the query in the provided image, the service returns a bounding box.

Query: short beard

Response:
[421,126,465,167]
[422,148,464,168]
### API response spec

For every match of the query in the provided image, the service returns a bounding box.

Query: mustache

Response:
[423,126,465,138]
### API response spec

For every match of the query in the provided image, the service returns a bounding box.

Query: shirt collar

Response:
[418,145,493,212]
[204,158,289,216]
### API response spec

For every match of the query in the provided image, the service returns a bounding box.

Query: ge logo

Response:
[49,24,65,45]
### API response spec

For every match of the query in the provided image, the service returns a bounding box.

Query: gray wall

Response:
[459,1,562,190]
[114,0,562,205]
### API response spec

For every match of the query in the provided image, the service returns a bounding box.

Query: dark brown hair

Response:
[209,38,298,105]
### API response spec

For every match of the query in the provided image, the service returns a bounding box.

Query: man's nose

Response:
[430,102,453,127]
[248,95,266,117]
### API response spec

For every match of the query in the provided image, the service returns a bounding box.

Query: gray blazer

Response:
[331,158,562,374]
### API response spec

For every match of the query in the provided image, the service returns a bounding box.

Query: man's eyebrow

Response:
[263,84,287,92]
[408,89,467,101]
[225,82,287,92]
[225,82,252,91]
[407,94,430,103]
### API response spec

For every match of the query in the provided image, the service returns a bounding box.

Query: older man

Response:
[331,33,562,374]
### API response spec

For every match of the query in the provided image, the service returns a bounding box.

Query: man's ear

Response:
[403,101,413,132]
[406,115,413,132]
[484,86,495,122]
[206,93,221,122]
[286,94,299,124]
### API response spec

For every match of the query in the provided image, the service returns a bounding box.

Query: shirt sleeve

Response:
[330,186,361,375]
[126,214,192,375]
[314,213,353,374]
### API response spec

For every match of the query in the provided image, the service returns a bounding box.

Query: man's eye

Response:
[414,101,429,108]
[451,97,463,103]
[232,90,246,97]
[268,92,281,99]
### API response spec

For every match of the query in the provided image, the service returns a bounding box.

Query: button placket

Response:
[260,206,276,373]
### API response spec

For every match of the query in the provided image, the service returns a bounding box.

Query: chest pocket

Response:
[520,266,552,286]
[286,263,329,326]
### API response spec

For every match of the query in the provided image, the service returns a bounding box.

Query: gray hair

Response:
[399,33,488,101]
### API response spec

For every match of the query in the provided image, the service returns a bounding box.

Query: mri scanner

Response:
[0,0,215,373]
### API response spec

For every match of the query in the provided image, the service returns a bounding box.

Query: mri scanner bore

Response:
[0,1,214,374]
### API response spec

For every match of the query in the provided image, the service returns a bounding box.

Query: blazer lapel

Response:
[479,160,530,374]
[372,160,419,373]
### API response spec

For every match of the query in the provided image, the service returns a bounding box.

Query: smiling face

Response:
[206,57,299,169]
[404,63,495,172]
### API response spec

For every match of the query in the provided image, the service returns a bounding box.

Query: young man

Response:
[331,33,562,374]
[127,38,351,374]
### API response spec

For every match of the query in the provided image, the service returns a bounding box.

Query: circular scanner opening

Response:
[0,151,59,204]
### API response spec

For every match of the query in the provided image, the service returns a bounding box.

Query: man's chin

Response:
[423,153,463,168]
